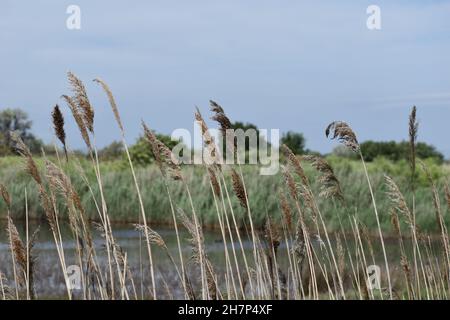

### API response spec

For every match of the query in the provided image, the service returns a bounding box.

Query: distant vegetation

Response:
[99,134,181,166]
[333,140,444,163]
[281,131,306,155]
[0,108,43,155]
[0,155,447,232]
[1,108,445,165]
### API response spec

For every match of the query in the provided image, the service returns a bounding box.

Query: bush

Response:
[332,140,445,163]
[98,141,124,161]
[128,133,182,167]
[281,131,306,155]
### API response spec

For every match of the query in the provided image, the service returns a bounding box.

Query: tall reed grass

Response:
[1,74,449,300]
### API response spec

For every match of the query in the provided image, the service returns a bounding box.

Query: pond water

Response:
[0,219,443,299]
[0,219,257,299]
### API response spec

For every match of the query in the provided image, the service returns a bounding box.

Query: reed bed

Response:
[0,74,450,300]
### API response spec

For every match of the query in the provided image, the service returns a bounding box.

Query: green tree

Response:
[98,141,124,161]
[230,121,261,152]
[334,140,444,163]
[218,121,269,163]
[281,131,306,155]
[414,142,444,163]
[0,108,43,155]
[128,133,182,167]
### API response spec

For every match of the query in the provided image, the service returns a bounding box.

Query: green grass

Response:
[1,155,449,233]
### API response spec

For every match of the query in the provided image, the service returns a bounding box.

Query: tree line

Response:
[0,108,445,165]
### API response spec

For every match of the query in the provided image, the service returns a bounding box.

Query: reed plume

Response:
[302,155,344,201]
[134,224,165,248]
[230,168,247,209]
[281,146,318,221]
[280,144,308,186]
[163,145,179,169]
[67,71,94,133]
[10,132,42,185]
[207,167,221,197]
[210,100,232,136]
[384,175,415,230]
[281,165,299,202]
[142,122,163,168]
[142,121,182,181]
[279,192,293,231]
[0,184,11,209]
[409,106,418,180]
[11,135,59,265]
[135,224,185,286]
[51,104,68,161]
[7,217,27,287]
[93,78,124,133]
[45,160,81,234]
[178,208,218,299]
[325,121,359,152]
[210,100,236,157]
[38,186,58,233]
[62,94,92,150]
[178,207,203,262]
[195,107,221,167]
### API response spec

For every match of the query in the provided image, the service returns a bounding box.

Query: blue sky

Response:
[1,1,450,156]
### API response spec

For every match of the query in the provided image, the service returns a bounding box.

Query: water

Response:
[0,219,255,299]
[0,219,444,299]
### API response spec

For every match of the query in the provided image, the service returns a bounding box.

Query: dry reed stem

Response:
[326,121,391,298]
[409,106,418,179]
[93,79,156,299]
[178,208,219,299]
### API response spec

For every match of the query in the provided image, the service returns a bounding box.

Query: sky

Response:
[1,0,450,156]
